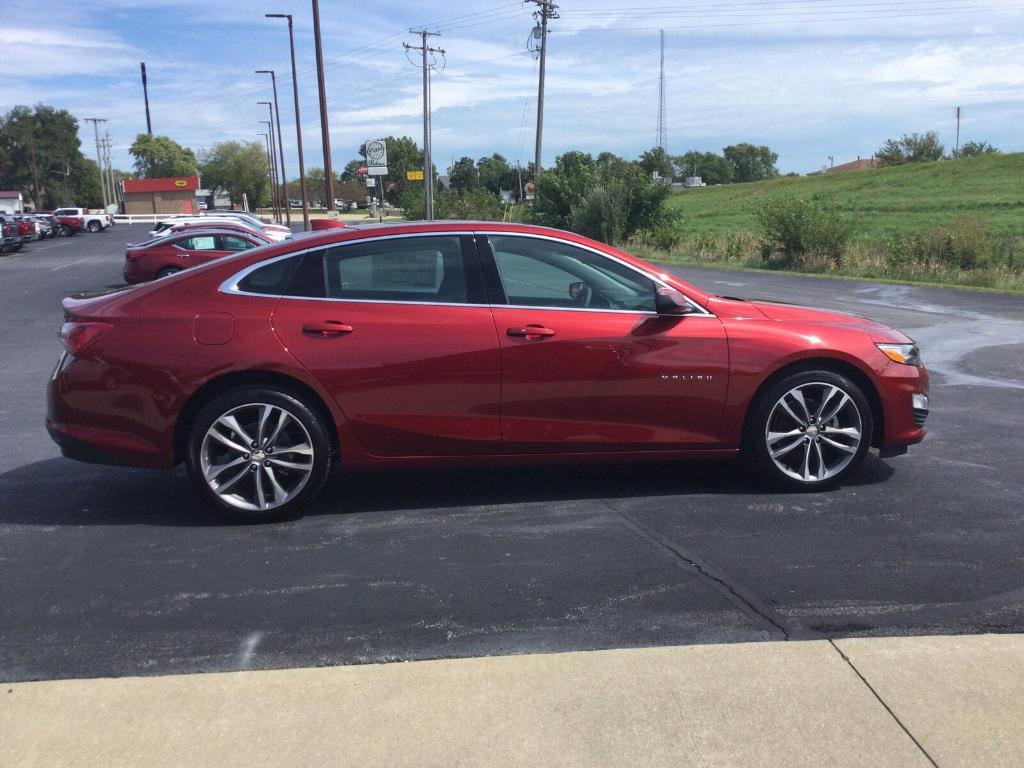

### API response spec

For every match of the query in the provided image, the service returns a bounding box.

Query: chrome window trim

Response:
[219,228,716,318]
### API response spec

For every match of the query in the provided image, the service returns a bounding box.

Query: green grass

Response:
[668,152,1024,241]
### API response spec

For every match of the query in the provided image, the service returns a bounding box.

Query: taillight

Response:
[59,322,112,354]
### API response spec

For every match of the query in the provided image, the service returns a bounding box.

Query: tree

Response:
[674,150,734,185]
[340,159,363,181]
[0,105,89,209]
[129,134,198,178]
[876,131,945,166]
[477,153,515,196]
[199,141,269,208]
[723,143,779,183]
[958,141,999,159]
[448,156,479,193]
[639,146,674,179]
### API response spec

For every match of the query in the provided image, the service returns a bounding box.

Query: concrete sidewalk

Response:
[4,634,1022,767]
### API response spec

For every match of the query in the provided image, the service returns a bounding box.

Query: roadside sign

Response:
[357,164,368,175]
[406,170,424,181]
[524,182,536,194]
[365,178,376,188]
[525,193,535,201]
[365,139,387,176]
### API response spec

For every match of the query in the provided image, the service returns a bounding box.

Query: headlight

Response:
[877,343,921,366]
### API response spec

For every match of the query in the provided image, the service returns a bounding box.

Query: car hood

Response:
[747,300,913,343]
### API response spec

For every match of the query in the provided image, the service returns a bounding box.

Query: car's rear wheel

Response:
[745,370,873,491]
[155,266,181,279]
[59,225,71,237]
[87,220,101,232]
[186,388,332,522]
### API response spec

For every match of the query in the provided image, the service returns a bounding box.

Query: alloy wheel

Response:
[199,403,315,512]
[764,382,863,483]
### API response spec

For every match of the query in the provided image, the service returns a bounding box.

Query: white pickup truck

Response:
[53,207,114,233]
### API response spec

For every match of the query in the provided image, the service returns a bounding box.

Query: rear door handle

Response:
[507,325,555,340]
[302,320,353,337]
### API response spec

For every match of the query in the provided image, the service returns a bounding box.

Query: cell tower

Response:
[656,29,667,152]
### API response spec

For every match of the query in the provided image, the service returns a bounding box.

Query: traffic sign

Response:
[357,164,368,175]
[406,170,424,181]
[365,178,376,188]
[524,182,536,194]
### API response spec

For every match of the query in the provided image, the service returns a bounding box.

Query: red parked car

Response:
[123,228,270,283]
[48,222,929,521]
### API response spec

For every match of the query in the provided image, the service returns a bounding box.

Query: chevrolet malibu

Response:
[123,228,270,283]
[48,222,928,521]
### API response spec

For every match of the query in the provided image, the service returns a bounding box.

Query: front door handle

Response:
[507,325,555,340]
[302,320,353,337]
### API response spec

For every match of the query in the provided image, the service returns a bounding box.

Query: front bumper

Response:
[876,360,929,449]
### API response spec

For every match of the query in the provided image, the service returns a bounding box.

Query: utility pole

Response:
[266,13,309,229]
[140,63,153,135]
[656,29,667,153]
[311,0,335,211]
[404,30,444,220]
[526,0,558,217]
[84,118,108,208]
[256,69,291,225]
[102,133,115,209]
[260,118,280,222]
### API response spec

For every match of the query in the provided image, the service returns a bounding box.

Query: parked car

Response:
[40,211,84,236]
[29,215,56,239]
[149,216,290,242]
[289,199,302,209]
[192,211,291,239]
[0,215,19,252]
[48,221,929,522]
[123,228,270,283]
[13,215,35,246]
[53,207,112,233]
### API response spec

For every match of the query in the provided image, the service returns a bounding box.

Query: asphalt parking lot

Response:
[1,224,1022,683]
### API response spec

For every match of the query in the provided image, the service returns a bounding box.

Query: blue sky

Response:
[4,0,1023,177]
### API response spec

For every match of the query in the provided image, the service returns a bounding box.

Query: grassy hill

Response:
[668,152,1024,242]
[642,152,1024,291]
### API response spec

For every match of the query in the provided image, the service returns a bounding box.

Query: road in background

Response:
[1,225,1022,682]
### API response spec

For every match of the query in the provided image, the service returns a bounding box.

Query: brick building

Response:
[122,176,200,215]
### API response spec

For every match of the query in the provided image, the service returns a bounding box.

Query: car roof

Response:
[164,227,267,239]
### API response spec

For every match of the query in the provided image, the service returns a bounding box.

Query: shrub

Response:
[753,196,852,268]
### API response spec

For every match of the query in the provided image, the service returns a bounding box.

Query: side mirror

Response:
[655,287,695,315]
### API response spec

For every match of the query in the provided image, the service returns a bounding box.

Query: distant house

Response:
[0,190,24,214]
[827,157,880,174]
[122,176,200,215]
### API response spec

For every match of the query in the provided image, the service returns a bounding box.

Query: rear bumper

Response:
[47,353,171,469]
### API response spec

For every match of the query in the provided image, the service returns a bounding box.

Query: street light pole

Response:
[256,69,291,226]
[259,103,280,222]
[266,13,309,230]
[260,119,280,222]
[311,0,335,212]
[258,132,274,215]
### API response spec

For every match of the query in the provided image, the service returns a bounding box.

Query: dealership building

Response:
[122,176,200,215]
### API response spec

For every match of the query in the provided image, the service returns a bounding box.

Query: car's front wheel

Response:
[186,388,332,521]
[745,370,873,491]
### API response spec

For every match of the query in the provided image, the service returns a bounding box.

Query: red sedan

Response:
[48,222,929,521]
[123,228,270,283]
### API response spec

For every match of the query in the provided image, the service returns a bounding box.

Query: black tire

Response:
[87,220,101,232]
[60,225,72,237]
[155,266,182,279]
[744,369,873,492]
[185,387,332,522]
